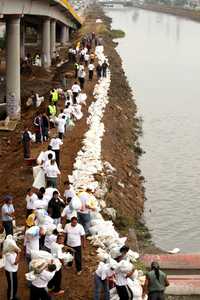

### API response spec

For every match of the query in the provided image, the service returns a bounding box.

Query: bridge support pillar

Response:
[50,19,56,59]
[61,25,69,45]
[42,18,51,68]
[6,16,21,119]
[20,21,25,59]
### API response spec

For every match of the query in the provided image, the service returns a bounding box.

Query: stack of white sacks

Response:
[68,45,145,299]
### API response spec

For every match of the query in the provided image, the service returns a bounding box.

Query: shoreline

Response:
[134,3,200,23]
[97,6,163,254]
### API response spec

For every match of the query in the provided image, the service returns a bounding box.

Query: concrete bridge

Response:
[99,0,133,7]
[0,0,82,119]
[141,254,200,297]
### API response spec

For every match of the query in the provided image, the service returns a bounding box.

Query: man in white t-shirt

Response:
[64,216,85,275]
[25,188,38,217]
[55,115,66,140]
[88,63,95,81]
[30,264,57,300]
[71,81,81,104]
[4,246,20,300]
[49,136,63,167]
[61,197,77,225]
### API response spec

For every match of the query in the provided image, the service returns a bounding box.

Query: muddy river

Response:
[105,7,200,252]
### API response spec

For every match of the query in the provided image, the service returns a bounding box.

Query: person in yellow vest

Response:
[48,102,56,117]
[50,89,59,105]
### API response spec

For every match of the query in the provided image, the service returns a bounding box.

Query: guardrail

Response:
[58,0,83,25]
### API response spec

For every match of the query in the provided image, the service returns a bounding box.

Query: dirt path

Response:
[0,5,147,300]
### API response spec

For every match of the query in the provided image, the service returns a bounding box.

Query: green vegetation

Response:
[110,29,125,39]
[0,37,5,49]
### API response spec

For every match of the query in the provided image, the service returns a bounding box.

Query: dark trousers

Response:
[3,221,13,236]
[42,127,49,141]
[68,246,82,272]
[116,285,133,300]
[148,291,165,300]
[48,269,62,292]
[53,149,60,167]
[58,132,64,140]
[77,212,91,234]
[89,70,93,80]
[78,77,85,89]
[73,92,78,104]
[36,131,42,143]
[5,271,18,300]
[23,142,31,159]
[102,69,107,77]
[30,284,51,300]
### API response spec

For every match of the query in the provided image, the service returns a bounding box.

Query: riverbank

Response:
[0,5,152,299]
[135,3,200,23]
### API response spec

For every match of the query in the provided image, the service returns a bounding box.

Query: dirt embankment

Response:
[135,3,200,22]
[0,6,149,300]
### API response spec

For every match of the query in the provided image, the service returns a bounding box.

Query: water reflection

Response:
[105,7,200,252]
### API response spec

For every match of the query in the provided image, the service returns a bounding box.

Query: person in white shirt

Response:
[94,262,116,300]
[42,146,56,163]
[88,62,95,81]
[78,67,86,89]
[30,264,57,300]
[63,181,76,199]
[77,189,92,235]
[64,216,85,275]
[48,234,66,295]
[45,159,61,188]
[84,53,90,66]
[4,245,20,300]
[63,103,72,119]
[24,222,43,263]
[50,136,63,167]
[115,262,134,300]
[1,194,15,236]
[44,229,58,252]
[71,81,81,104]
[56,115,66,140]
[61,197,77,225]
[25,188,38,217]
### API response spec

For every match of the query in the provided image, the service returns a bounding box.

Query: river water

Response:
[105,7,200,252]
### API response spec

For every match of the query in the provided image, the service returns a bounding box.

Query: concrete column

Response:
[42,18,51,68]
[50,19,56,58]
[6,16,21,119]
[61,25,69,45]
[20,22,25,59]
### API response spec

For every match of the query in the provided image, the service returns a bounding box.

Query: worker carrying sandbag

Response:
[3,235,21,300]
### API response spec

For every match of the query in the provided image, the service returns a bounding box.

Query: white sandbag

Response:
[26,226,40,238]
[127,278,143,299]
[36,151,45,165]
[3,235,20,254]
[118,260,133,274]
[31,250,53,260]
[90,211,103,220]
[44,187,59,200]
[127,250,140,262]
[25,271,37,281]
[32,168,46,189]
[33,165,42,179]
[71,195,82,210]
[110,246,121,259]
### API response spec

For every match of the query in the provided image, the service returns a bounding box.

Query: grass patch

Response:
[110,29,125,39]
